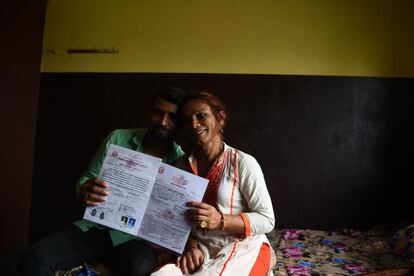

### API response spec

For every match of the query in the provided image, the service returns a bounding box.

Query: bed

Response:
[267,225,414,276]
[57,225,414,276]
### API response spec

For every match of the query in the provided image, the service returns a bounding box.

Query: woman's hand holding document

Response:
[83,144,208,254]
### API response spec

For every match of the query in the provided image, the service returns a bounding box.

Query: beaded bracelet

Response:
[218,211,225,231]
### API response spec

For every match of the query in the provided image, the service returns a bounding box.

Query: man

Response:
[21,87,187,276]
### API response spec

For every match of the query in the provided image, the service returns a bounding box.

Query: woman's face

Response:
[182,99,223,147]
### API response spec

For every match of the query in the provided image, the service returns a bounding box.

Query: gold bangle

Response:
[218,211,225,231]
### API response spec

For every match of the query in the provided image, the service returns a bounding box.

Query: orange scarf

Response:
[188,149,229,208]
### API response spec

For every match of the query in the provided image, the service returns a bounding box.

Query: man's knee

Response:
[19,246,53,276]
[127,255,158,276]
[19,227,93,276]
[109,241,158,276]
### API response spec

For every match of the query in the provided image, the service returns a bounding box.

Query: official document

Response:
[137,163,208,253]
[83,144,208,254]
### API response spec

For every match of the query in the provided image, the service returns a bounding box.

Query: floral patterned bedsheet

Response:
[266,226,413,276]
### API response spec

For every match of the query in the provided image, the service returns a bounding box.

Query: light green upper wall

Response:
[41,0,414,77]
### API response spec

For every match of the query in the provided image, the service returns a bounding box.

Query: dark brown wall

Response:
[30,73,414,241]
[0,1,46,256]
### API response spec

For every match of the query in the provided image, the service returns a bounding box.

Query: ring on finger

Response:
[199,220,208,228]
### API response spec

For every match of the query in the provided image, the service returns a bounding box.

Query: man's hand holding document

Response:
[83,144,208,254]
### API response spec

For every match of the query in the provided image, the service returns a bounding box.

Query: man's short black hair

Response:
[152,86,187,108]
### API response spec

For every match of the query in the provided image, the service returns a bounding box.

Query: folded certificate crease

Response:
[83,144,208,254]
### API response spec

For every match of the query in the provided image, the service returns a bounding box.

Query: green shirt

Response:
[73,128,184,246]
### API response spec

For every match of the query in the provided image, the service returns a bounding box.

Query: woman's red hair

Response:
[182,91,227,130]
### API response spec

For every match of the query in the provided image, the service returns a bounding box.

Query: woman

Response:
[152,92,276,275]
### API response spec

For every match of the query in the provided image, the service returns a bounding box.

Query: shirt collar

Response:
[132,129,146,152]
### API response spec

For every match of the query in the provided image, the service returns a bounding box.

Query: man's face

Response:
[148,97,179,142]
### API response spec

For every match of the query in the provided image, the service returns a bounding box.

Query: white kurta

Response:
[152,144,276,275]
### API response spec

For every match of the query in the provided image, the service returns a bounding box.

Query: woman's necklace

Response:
[197,142,224,177]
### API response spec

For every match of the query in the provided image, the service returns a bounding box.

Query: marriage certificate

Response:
[83,144,208,254]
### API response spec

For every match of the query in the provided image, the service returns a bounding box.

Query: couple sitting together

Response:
[21,87,276,276]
